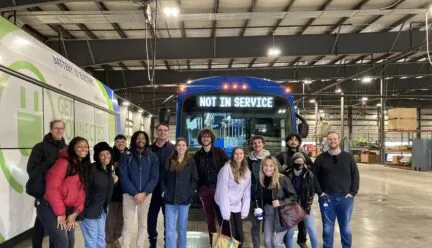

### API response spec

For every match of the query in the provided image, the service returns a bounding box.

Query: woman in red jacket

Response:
[37,136,90,248]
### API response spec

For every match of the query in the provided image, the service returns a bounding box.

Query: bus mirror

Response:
[298,123,309,138]
[158,107,171,124]
[295,113,309,138]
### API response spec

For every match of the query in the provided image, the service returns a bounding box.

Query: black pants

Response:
[216,205,244,248]
[33,201,54,248]
[147,184,165,244]
[297,220,308,244]
[37,200,75,248]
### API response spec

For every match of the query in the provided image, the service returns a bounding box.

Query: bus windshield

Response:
[179,93,293,154]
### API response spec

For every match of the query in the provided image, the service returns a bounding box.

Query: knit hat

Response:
[93,142,114,162]
[291,152,306,163]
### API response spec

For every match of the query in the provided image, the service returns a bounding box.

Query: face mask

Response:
[293,163,304,170]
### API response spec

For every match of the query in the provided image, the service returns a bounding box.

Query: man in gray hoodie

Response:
[246,135,271,248]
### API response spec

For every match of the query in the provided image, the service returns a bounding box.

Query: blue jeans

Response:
[285,210,319,248]
[319,194,354,248]
[81,211,107,248]
[165,204,190,248]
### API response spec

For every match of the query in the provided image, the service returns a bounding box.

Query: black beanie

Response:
[93,142,114,162]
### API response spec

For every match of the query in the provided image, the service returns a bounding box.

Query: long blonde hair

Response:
[259,155,281,189]
[230,147,249,184]
[167,138,190,172]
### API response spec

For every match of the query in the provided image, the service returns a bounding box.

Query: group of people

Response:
[26,119,360,248]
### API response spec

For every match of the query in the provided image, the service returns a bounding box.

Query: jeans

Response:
[105,201,123,243]
[147,184,165,245]
[319,194,354,248]
[36,200,75,248]
[165,204,190,248]
[32,213,54,248]
[263,204,287,248]
[121,193,152,248]
[248,201,261,248]
[297,220,307,245]
[81,211,106,248]
[198,186,219,244]
[285,210,319,248]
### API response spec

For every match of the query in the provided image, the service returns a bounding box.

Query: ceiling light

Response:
[122,101,130,106]
[164,7,179,17]
[384,77,393,80]
[319,110,324,113]
[267,47,281,57]
[138,109,144,113]
[400,76,408,79]
[416,76,424,79]
[309,99,316,104]
[376,103,382,107]
[186,79,192,84]
[361,76,373,83]
[335,88,342,93]
[303,79,312,85]
[361,97,368,101]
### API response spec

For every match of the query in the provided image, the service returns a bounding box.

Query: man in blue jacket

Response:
[120,131,159,248]
[148,123,175,248]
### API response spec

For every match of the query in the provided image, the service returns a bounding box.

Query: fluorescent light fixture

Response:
[164,7,179,17]
[400,76,408,79]
[361,97,368,101]
[416,76,424,79]
[267,47,281,57]
[376,103,382,107]
[335,88,342,93]
[319,110,324,113]
[122,101,130,106]
[309,99,316,104]
[361,76,373,83]
[303,79,312,85]
[138,109,144,113]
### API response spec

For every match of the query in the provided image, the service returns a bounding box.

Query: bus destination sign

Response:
[198,96,274,108]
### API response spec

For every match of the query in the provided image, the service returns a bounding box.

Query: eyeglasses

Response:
[157,129,169,132]
[52,128,64,131]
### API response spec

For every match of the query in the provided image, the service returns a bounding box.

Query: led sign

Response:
[198,96,274,108]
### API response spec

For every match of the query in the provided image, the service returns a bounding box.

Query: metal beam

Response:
[46,31,427,66]
[210,0,219,38]
[325,0,371,34]
[240,0,258,36]
[268,0,296,35]
[56,3,98,40]
[297,0,333,35]
[355,0,406,33]
[96,1,127,38]
[93,62,432,88]
[0,0,68,11]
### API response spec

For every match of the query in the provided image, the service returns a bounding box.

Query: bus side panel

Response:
[0,74,43,242]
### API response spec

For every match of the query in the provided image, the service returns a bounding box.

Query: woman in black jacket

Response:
[81,142,118,248]
[161,137,198,248]
[257,155,298,248]
[284,152,318,248]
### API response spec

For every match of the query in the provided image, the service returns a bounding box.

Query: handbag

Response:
[278,202,307,228]
[212,220,240,248]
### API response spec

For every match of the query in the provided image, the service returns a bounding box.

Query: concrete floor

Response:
[15,163,432,248]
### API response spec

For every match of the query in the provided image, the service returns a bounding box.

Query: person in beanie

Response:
[106,134,128,248]
[313,132,360,248]
[276,133,313,248]
[284,153,319,248]
[81,142,117,248]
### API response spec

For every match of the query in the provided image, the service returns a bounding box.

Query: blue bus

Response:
[174,76,308,154]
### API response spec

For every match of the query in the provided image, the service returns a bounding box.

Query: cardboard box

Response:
[392,156,402,165]
[360,151,379,163]
[387,119,417,130]
[388,108,417,119]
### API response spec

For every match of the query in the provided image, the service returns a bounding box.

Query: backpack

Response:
[26,161,73,199]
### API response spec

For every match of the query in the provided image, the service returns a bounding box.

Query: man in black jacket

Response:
[147,123,175,248]
[276,133,312,248]
[26,120,67,248]
[193,128,228,246]
[313,132,360,248]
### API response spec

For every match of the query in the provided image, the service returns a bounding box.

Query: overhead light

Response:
[416,76,424,79]
[400,76,408,79]
[309,99,316,104]
[138,109,144,113]
[186,80,192,84]
[361,76,373,83]
[164,7,179,17]
[361,97,368,101]
[384,77,393,80]
[122,101,130,106]
[303,79,312,85]
[335,88,342,93]
[148,114,153,118]
[319,110,324,113]
[376,103,382,107]
[267,47,281,57]
[294,106,298,109]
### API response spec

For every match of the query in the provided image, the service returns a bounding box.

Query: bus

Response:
[175,76,308,155]
[0,16,119,244]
